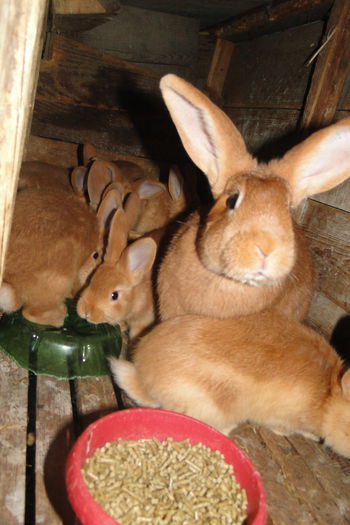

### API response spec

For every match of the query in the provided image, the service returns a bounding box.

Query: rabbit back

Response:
[113,312,344,444]
[3,188,99,325]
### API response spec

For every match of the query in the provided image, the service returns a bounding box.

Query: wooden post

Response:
[206,38,234,104]
[0,0,48,284]
[300,0,350,129]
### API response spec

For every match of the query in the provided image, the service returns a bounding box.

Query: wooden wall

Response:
[221,17,350,342]
[0,0,48,285]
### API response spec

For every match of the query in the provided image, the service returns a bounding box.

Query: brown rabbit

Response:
[110,311,350,458]
[77,191,158,339]
[18,161,73,193]
[156,74,350,322]
[0,177,120,327]
[130,165,186,236]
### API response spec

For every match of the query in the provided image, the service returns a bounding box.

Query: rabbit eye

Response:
[92,251,99,259]
[226,193,239,210]
[111,291,119,301]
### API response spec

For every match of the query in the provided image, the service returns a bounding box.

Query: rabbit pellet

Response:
[82,437,248,524]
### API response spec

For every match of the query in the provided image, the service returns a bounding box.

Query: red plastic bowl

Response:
[66,408,267,524]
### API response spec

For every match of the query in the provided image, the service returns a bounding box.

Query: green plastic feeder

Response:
[0,299,122,379]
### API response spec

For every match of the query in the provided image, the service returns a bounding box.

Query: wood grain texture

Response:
[223,21,323,110]
[231,423,350,524]
[206,38,234,103]
[301,199,350,338]
[214,0,332,40]
[0,353,28,525]
[51,0,121,32]
[75,376,118,430]
[0,0,47,285]
[35,376,76,525]
[76,5,199,80]
[300,0,350,128]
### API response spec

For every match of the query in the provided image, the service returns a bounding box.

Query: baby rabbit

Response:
[156,74,350,322]
[18,161,73,193]
[77,191,158,339]
[130,165,186,235]
[110,311,350,459]
[0,168,120,327]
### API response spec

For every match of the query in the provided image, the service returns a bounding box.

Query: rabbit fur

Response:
[130,165,186,236]
[156,74,350,322]
[0,164,120,327]
[110,311,350,458]
[18,161,73,193]
[77,190,158,339]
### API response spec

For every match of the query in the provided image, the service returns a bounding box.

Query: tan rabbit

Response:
[110,311,350,458]
[156,74,350,322]
[0,175,120,327]
[130,165,186,236]
[18,161,73,193]
[77,191,158,339]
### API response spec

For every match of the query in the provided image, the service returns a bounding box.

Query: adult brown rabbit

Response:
[110,311,350,459]
[156,74,350,321]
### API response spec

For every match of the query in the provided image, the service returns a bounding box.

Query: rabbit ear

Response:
[83,143,97,165]
[168,165,183,201]
[160,74,256,198]
[122,237,157,285]
[96,188,122,237]
[70,166,87,196]
[134,179,166,199]
[123,191,141,231]
[341,369,350,402]
[274,117,350,206]
[104,208,129,264]
[87,159,117,210]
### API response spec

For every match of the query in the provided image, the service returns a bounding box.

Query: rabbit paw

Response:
[22,303,67,327]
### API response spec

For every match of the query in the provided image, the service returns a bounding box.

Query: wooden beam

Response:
[51,0,121,32]
[213,0,332,41]
[0,0,48,285]
[206,38,234,104]
[300,0,350,129]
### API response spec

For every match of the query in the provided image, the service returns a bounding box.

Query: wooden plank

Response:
[31,99,186,163]
[312,178,350,212]
[214,0,332,41]
[35,376,76,525]
[224,107,301,159]
[75,5,199,74]
[24,135,160,177]
[302,199,350,312]
[306,291,348,339]
[0,0,47,285]
[223,21,323,110]
[75,376,119,431]
[37,33,161,110]
[206,38,234,104]
[0,353,28,525]
[288,434,350,520]
[230,425,322,524]
[300,0,350,129]
[232,424,350,524]
[51,0,121,33]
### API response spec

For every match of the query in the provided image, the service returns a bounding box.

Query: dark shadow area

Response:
[44,403,121,524]
[115,71,190,164]
[253,123,322,164]
[330,315,350,365]
[43,421,78,525]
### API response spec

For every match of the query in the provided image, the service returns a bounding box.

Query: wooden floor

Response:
[1,350,350,525]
